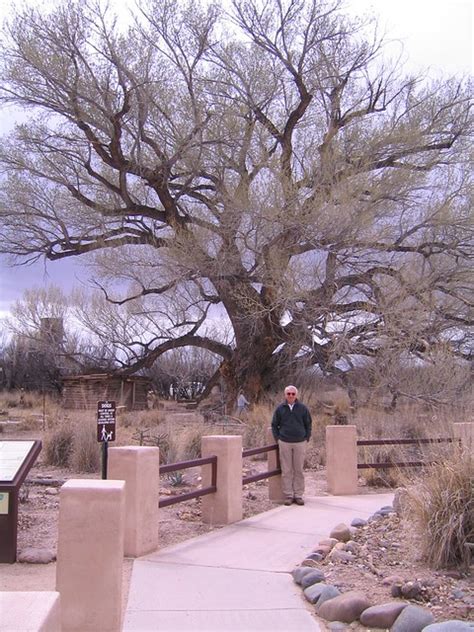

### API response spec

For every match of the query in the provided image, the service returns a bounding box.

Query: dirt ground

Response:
[1,432,472,629]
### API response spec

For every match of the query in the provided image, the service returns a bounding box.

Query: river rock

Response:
[292,566,316,584]
[327,549,354,563]
[329,523,351,542]
[17,547,56,564]
[423,622,474,631]
[390,604,435,632]
[401,580,422,599]
[312,544,332,558]
[301,569,326,588]
[304,582,328,604]
[317,590,371,623]
[359,602,408,628]
[316,585,342,608]
[351,517,367,527]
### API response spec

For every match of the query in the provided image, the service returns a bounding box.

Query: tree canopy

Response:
[0,0,472,405]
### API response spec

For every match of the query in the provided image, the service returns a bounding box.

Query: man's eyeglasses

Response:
[286,392,296,396]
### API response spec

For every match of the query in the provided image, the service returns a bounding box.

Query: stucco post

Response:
[0,592,61,632]
[266,427,284,501]
[56,479,125,632]
[108,446,160,557]
[326,425,358,495]
[453,422,474,454]
[201,435,243,525]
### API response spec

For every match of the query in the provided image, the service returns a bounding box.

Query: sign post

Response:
[97,401,116,479]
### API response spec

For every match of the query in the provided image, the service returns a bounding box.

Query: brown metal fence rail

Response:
[158,443,281,508]
[242,444,281,484]
[357,437,458,469]
[158,456,217,508]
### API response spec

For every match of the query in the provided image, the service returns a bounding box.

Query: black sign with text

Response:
[97,400,116,442]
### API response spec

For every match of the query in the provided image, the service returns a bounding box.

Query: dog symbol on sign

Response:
[101,426,113,441]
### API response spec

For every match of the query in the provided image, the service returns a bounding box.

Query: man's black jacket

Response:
[271,400,312,443]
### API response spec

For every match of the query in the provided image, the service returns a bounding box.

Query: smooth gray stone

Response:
[17,548,56,564]
[329,523,351,542]
[390,604,434,632]
[292,566,316,584]
[304,583,328,604]
[301,568,326,588]
[304,583,341,606]
[306,552,324,562]
[328,623,349,631]
[316,585,341,608]
[317,591,371,623]
[350,517,367,527]
[360,602,408,628]
[423,622,474,631]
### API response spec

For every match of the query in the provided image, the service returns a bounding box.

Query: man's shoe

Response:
[284,498,293,506]
[294,498,305,505]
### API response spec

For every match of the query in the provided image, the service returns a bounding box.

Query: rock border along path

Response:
[123,493,393,631]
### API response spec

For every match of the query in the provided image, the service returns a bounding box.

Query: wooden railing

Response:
[242,444,281,484]
[158,455,217,508]
[357,437,459,469]
[158,442,282,507]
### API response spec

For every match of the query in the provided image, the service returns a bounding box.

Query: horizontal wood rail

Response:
[357,437,459,470]
[242,443,281,485]
[357,438,456,446]
[159,455,217,508]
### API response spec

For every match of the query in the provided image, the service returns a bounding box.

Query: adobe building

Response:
[61,373,150,410]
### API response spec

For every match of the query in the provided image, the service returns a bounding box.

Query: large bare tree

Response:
[0,0,472,405]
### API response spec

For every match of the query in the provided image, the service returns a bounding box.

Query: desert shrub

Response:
[242,403,272,450]
[70,420,100,473]
[131,427,179,464]
[167,470,185,486]
[358,444,406,488]
[404,448,474,569]
[2,390,38,409]
[180,426,204,461]
[44,424,75,466]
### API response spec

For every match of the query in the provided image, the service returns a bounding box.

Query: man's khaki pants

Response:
[278,439,307,500]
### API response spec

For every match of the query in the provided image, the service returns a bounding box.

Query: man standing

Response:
[271,385,312,506]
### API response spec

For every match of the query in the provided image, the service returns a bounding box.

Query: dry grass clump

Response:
[404,447,473,569]
[69,419,100,473]
[179,425,204,461]
[242,403,273,449]
[44,424,75,467]
[121,409,163,428]
[44,417,100,472]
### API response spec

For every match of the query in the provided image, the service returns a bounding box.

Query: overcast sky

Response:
[0,0,472,319]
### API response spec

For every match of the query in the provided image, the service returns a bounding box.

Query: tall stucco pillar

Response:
[56,479,125,632]
[108,446,160,557]
[266,427,284,501]
[326,425,358,495]
[201,435,243,525]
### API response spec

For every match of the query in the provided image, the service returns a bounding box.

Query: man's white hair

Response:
[284,385,298,396]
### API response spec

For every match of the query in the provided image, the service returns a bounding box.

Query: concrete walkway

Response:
[123,492,394,632]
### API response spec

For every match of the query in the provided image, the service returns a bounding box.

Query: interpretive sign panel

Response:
[97,400,116,442]
[0,439,42,563]
[0,440,35,482]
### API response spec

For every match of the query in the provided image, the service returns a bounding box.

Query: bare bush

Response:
[404,448,474,569]
[69,420,100,473]
[44,425,75,467]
